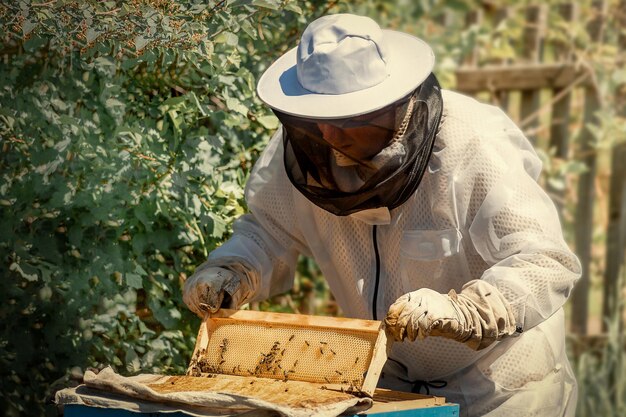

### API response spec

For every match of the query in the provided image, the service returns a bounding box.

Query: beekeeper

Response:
[183,14,581,417]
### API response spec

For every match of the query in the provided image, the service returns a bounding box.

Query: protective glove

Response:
[183,265,252,317]
[384,280,517,350]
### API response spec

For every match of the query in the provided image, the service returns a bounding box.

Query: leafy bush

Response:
[0,1,333,415]
[570,304,626,417]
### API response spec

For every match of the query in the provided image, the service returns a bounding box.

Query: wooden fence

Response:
[452,1,626,335]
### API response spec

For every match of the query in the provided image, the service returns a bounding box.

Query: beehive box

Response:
[187,309,392,397]
[57,309,458,416]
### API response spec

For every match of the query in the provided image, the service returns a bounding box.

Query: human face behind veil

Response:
[315,106,398,160]
[274,92,412,165]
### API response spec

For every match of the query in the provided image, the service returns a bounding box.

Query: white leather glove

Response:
[384,280,517,350]
[183,265,252,316]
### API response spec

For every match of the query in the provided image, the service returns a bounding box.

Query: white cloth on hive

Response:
[55,367,373,417]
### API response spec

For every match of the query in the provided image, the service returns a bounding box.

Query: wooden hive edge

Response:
[209,309,383,333]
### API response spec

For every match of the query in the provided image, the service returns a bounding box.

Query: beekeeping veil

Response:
[256,14,443,216]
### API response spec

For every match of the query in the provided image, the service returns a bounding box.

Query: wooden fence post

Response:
[547,3,579,216]
[602,0,626,332]
[603,144,626,328]
[464,9,484,67]
[571,0,607,335]
[520,5,547,144]
[435,9,454,28]
[548,3,578,161]
[493,7,512,111]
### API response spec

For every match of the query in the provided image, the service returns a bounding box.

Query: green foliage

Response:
[570,302,626,417]
[1,1,625,416]
[0,1,332,415]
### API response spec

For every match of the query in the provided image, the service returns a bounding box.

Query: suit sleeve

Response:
[208,127,310,302]
[465,107,581,331]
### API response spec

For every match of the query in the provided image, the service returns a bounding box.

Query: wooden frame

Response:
[189,309,393,397]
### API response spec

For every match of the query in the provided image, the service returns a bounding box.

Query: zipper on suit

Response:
[372,225,381,320]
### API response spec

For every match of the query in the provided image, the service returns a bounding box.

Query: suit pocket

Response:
[400,228,463,260]
[399,228,465,292]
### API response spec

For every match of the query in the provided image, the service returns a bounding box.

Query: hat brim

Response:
[256,30,435,119]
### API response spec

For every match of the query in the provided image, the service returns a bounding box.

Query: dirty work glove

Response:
[384,280,517,350]
[183,265,251,316]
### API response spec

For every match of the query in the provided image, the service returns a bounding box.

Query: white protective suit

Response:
[205,90,581,416]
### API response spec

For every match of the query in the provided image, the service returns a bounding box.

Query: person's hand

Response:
[384,281,517,350]
[385,288,466,342]
[183,266,249,316]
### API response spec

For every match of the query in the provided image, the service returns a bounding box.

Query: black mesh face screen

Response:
[277,73,443,216]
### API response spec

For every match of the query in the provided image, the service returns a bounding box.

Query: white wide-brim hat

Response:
[257,14,435,119]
